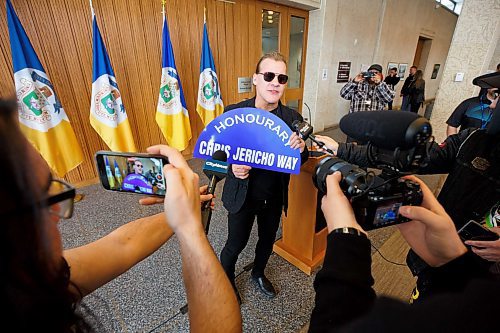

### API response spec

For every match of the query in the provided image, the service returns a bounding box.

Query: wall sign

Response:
[237,77,252,93]
[337,61,351,83]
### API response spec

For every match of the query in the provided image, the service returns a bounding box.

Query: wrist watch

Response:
[331,227,366,237]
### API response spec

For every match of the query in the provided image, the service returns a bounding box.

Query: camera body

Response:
[313,156,423,230]
[362,71,376,79]
[351,177,422,229]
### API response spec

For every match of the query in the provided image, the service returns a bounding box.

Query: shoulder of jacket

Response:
[225,98,255,112]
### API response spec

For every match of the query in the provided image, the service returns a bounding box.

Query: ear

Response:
[252,73,258,85]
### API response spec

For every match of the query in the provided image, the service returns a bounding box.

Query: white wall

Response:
[489,41,500,71]
[303,0,458,131]
[429,0,500,142]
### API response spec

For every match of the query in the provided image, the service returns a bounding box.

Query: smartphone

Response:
[95,151,169,197]
[458,220,499,242]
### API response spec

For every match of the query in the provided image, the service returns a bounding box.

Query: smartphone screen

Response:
[95,151,168,197]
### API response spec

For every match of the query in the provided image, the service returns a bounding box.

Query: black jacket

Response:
[408,80,425,105]
[400,74,414,96]
[308,233,498,333]
[383,75,400,89]
[221,97,309,214]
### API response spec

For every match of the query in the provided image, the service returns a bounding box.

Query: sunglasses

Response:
[258,72,289,84]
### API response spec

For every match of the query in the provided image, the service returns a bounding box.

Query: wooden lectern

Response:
[273,151,328,275]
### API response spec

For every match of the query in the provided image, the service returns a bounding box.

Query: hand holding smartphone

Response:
[458,220,499,242]
[95,151,169,197]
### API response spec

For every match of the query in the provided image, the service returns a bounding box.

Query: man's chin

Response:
[265,94,281,103]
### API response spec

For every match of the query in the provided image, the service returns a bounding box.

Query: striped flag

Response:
[196,22,223,126]
[156,8,192,151]
[6,0,83,177]
[90,10,136,152]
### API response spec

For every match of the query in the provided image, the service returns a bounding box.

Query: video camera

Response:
[312,111,433,230]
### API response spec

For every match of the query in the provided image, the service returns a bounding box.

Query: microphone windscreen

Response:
[212,150,228,162]
[339,111,429,150]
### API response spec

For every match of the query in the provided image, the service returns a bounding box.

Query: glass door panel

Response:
[288,16,305,89]
[262,9,281,55]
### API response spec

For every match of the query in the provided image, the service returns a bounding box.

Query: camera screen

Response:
[101,155,167,196]
[373,200,402,227]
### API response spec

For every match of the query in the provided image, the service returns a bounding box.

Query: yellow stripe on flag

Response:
[20,120,83,177]
[90,116,137,152]
[156,111,192,151]
[196,104,224,127]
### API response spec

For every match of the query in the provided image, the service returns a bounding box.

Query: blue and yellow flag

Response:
[196,22,223,126]
[6,0,83,177]
[90,11,136,152]
[156,8,192,151]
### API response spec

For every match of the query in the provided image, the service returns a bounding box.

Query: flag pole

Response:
[161,0,166,18]
[89,0,95,17]
[204,6,207,24]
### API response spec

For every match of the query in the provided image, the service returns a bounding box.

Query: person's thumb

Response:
[399,205,441,229]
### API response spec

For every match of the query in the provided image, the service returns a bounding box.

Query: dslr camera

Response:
[312,111,432,231]
[362,71,376,79]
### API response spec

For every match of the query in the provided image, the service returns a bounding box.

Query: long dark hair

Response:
[0,100,89,331]
[413,70,425,89]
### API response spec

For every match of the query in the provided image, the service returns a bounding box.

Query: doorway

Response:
[258,1,309,113]
[413,36,432,71]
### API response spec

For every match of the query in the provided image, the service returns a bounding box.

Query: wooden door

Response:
[256,1,309,113]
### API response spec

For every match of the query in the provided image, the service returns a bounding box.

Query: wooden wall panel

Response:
[0,0,306,184]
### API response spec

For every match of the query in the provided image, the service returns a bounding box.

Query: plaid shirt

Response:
[340,80,395,112]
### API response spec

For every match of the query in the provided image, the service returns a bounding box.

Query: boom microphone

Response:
[292,120,335,155]
[339,111,432,150]
[201,150,228,233]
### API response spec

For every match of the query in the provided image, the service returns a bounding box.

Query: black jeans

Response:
[220,197,283,281]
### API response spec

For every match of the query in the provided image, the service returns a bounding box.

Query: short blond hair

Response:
[255,51,287,73]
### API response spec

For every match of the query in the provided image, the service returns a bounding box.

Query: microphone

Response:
[339,111,432,150]
[201,150,228,233]
[292,120,335,155]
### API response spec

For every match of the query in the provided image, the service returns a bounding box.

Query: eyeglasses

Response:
[258,72,289,84]
[45,179,76,219]
[135,164,143,168]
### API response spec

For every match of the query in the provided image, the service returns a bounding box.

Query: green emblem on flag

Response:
[203,82,214,100]
[22,91,43,116]
[101,94,117,115]
[160,84,174,103]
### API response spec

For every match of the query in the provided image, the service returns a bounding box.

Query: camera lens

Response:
[313,157,370,195]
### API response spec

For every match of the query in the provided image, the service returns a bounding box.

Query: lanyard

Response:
[480,96,493,129]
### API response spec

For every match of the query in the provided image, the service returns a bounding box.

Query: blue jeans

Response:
[401,95,410,111]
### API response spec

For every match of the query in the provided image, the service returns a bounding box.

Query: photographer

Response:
[313,105,500,300]
[340,64,395,113]
[308,173,498,332]
[0,100,241,331]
